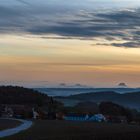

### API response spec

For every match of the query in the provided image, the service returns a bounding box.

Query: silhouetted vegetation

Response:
[60,100,140,124]
[99,102,133,122]
[62,101,99,114]
[0,86,62,107]
[0,86,48,106]
[0,86,63,119]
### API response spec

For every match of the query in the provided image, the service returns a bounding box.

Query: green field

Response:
[1,120,140,140]
[0,119,21,131]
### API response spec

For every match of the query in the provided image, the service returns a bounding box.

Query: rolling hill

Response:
[55,91,140,110]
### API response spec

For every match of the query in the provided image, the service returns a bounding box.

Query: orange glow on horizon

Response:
[0,35,140,87]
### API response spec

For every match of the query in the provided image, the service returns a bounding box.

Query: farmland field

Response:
[1,120,140,140]
[0,119,21,131]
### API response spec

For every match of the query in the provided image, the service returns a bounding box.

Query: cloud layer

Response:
[0,0,140,47]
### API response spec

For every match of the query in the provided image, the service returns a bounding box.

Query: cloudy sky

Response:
[0,0,140,87]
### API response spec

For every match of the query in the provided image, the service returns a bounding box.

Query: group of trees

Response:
[99,102,133,122]
[0,86,63,115]
[0,86,49,106]
[62,101,140,123]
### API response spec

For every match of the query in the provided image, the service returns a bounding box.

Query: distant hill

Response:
[0,86,61,108]
[35,88,140,96]
[55,91,140,110]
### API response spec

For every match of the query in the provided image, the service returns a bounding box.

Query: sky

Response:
[0,0,140,88]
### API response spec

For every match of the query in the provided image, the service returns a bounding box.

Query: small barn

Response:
[64,113,89,121]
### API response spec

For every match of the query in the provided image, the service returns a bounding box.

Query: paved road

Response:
[0,118,33,138]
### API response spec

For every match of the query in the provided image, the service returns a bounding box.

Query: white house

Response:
[32,108,39,119]
[88,114,106,122]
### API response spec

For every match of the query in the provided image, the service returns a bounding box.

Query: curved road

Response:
[0,118,33,138]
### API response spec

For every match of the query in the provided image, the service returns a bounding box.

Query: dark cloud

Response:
[28,25,104,37]
[0,2,140,48]
[59,83,67,87]
[0,6,23,18]
[16,0,31,6]
[111,41,140,48]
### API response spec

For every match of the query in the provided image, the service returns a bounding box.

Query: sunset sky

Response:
[0,0,140,87]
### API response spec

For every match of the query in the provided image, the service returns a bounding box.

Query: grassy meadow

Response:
[0,119,21,131]
[1,120,140,140]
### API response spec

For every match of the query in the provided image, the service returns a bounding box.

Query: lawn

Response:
[1,120,140,140]
[0,119,21,131]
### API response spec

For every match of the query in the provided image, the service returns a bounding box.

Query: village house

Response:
[56,112,65,120]
[32,108,39,119]
[0,104,33,119]
[0,106,14,118]
[0,104,57,120]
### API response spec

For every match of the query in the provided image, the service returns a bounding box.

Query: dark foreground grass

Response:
[0,119,21,131]
[1,120,140,140]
